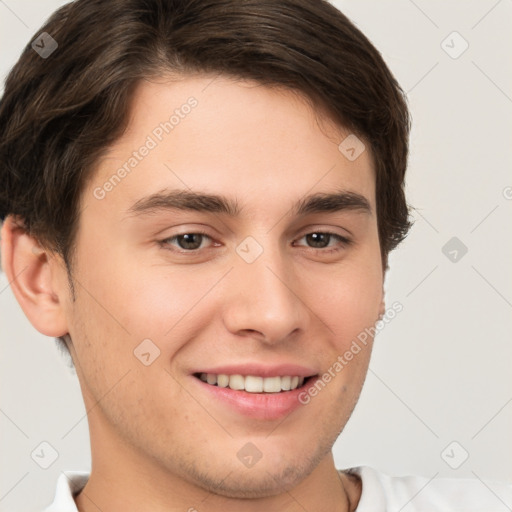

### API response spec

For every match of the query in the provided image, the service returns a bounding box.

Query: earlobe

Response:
[378,295,386,320]
[1,216,69,338]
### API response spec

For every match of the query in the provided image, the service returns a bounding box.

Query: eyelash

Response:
[158,230,352,255]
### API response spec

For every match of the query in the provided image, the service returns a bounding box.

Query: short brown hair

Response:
[0,0,411,277]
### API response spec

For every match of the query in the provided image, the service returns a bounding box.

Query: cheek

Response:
[319,258,383,342]
[75,240,201,343]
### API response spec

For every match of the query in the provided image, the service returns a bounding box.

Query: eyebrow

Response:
[125,188,372,219]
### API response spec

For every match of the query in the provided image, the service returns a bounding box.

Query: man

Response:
[0,0,510,510]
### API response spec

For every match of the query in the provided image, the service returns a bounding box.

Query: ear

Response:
[1,216,69,337]
[378,293,386,320]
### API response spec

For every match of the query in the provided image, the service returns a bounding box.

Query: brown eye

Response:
[160,232,213,252]
[295,232,352,253]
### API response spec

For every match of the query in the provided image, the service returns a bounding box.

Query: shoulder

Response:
[341,466,512,511]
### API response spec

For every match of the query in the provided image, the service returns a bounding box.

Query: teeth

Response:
[198,373,307,393]
[229,374,245,390]
[217,374,229,388]
[263,376,281,393]
[245,375,263,392]
[281,376,291,391]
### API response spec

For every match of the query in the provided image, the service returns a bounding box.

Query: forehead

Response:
[85,75,376,221]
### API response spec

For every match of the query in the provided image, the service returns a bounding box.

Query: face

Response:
[58,75,384,496]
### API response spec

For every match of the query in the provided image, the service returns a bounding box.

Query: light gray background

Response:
[1,1,511,510]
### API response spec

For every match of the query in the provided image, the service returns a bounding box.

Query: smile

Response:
[195,373,309,393]
[191,371,319,420]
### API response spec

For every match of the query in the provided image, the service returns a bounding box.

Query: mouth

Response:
[193,372,317,393]
[190,364,320,420]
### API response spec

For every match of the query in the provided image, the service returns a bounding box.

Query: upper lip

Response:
[192,363,318,378]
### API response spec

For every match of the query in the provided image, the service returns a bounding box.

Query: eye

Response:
[159,231,215,252]
[294,231,352,253]
[158,230,352,254]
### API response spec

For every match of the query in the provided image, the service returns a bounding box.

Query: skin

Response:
[2,74,385,512]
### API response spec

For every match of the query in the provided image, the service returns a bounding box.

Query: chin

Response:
[197,462,311,499]
[186,437,331,499]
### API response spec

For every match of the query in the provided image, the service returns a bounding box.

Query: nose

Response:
[222,240,308,345]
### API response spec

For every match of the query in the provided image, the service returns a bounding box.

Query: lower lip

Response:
[190,375,317,421]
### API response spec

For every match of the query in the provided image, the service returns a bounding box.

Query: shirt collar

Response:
[43,471,89,512]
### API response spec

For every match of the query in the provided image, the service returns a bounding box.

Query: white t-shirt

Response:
[43,466,512,511]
